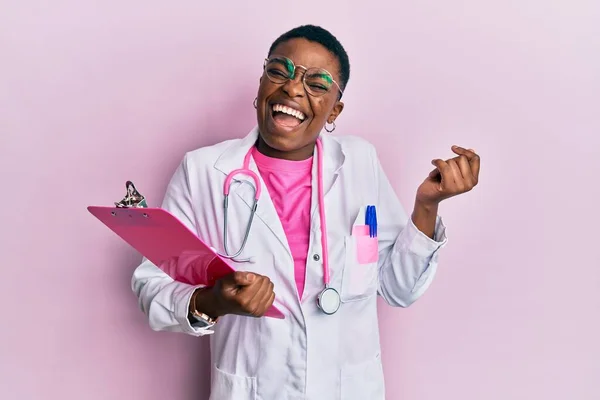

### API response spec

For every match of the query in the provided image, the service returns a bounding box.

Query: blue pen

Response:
[372,206,377,238]
[369,206,374,238]
[365,205,377,238]
[365,205,371,237]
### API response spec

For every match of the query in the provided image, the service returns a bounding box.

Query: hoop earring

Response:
[325,121,336,133]
[253,97,258,109]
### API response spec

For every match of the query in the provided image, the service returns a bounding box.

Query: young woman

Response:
[132,24,480,400]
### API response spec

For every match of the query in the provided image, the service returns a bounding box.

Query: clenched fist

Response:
[192,271,276,319]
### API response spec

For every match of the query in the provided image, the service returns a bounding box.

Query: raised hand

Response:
[416,145,481,206]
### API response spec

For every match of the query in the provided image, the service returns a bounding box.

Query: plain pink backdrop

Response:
[1,1,599,399]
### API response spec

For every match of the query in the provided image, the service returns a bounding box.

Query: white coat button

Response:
[313,254,320,261]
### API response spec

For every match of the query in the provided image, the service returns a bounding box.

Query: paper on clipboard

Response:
[87,206,285,319]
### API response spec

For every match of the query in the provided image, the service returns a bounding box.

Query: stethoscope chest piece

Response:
[317,287,341,315]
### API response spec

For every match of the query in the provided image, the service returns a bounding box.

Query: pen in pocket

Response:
[365,205,377,238]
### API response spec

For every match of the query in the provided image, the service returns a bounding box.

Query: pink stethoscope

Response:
[218,138,341,315]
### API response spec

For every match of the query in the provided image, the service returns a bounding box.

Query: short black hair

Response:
[268,25,350,95]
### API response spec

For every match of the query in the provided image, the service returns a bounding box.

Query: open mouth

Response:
[271,103,307,129]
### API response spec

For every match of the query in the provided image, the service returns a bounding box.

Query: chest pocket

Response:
[341,224,379,302]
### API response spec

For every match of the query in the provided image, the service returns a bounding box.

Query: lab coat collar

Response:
[213,125,345,257]
[213,125,345,177]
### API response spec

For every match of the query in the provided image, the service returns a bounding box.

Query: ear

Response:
[327,101,344,124]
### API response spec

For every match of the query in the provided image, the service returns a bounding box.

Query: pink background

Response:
[1,1,599,399]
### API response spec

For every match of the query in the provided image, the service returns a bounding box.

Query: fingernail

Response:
[452,145,458,149]
[246,273,255,282]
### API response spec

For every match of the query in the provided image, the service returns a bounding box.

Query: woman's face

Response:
[255,38,344,158]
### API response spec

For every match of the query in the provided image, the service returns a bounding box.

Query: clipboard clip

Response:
[114,180,148,208]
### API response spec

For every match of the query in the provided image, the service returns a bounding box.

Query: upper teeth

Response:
[273,104,306,121]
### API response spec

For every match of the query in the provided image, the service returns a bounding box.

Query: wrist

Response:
[191,287,224,320]
[413,198,439,215]
[411,198,439,239]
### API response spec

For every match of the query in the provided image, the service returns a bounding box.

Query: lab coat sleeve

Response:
[373,147,448,307]
[131,154,213,336]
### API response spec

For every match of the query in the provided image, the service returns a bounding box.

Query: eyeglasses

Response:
[263,55,343,98]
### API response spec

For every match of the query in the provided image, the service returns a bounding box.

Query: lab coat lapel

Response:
[212,128,346,259]
[213,127,292,258]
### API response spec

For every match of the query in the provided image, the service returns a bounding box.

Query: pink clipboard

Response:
[87,206,284,319]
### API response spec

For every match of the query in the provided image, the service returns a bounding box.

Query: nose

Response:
[282,71,306,98]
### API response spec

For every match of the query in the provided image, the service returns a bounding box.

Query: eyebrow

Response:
[307,71,333,84]
[273,58,296,77]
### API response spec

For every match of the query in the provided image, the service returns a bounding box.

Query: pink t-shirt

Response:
[252,147,313,300]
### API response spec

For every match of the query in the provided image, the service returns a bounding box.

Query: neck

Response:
[256,136,315,161]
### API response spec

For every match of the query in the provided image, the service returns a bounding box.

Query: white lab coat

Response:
[132,126,448,400]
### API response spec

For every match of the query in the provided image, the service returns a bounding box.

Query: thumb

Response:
[232,271,256,286]
[427,167,441,180]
